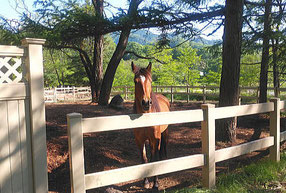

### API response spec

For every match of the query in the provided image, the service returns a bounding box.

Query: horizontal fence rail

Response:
[82,109,204,133]
[67,98,285,192]
[85,154,204,190]
[47,85,286,103]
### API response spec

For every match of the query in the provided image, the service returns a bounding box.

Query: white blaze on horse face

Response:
[139,75,146,83]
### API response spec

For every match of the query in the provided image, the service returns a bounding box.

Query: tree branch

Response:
[124,50,167,64]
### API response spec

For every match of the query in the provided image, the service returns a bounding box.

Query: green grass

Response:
[165,152,286,193]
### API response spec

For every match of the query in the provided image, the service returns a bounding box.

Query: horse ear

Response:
[146,62,152,72]
[131,61,138,73]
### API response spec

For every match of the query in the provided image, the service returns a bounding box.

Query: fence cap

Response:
[67,112,82,119]
[270,98,280,102]
[201,104,215,109]
[21,38,46,46]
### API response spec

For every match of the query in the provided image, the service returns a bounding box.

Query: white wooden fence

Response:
[67,98,285,192]
[46,85,284,103]
[112,85,284,103]
[0,39,48,193]
[44,86,91,102]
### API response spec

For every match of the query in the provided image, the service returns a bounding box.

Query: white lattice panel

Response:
[0,57,26,83]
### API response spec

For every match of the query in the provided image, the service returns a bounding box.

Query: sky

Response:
[1,0,223,40]
[1,0,123,19]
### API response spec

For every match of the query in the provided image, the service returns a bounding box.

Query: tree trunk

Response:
[251,0,272,141]
[98,30,131,105]
[98,0,142,105]
[93,0,104,102]
[259,0,272,103]
[272,38,279,96]
[216,0,244,143]
[93,35,103,101]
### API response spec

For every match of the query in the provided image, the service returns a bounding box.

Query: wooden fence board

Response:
[214,103,274,119]
[0,83,28,101]
[281,131,286,142]
[0,46,24,56]
[85,154,204,190]
[7,100,24,193]
[82,109,204,133]
[18,100,32,193]
[215,137,274,163]
[280,101,286,110]
[0,101,12,193]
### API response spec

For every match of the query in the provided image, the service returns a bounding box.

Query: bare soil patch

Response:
[46,101,286,193]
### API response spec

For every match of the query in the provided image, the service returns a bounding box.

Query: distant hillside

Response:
[112,30,158,45]
[112,29,219,46]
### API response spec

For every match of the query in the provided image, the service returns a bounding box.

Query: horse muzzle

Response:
[142,99,152,111]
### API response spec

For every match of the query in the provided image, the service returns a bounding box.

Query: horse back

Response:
[154,93,170,112]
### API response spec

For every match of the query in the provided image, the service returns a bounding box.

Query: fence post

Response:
[201,104,216,188]
[238,87,241,105]
[21,38,48,193]
[274,87,279,98]
[67,113,85,193]
[54,88,58,102]
[256,87,259,103]
[73,86,76,102]
[270,98,280,162]
[187,85,189,103]
[203,86,206,104]
[171,86,174,103]
[125,86,128,100]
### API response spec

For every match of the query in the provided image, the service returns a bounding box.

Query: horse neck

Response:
[151,92,161,112]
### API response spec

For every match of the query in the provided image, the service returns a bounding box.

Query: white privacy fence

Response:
[67,98,285,192]
[0,39,48,193]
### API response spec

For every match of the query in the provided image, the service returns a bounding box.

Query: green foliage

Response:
[103,35,117,71]
[43,48,89,87]
[112,60,134,87]
[240,54,261,87]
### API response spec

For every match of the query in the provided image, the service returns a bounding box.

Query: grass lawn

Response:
[166,152,286,193]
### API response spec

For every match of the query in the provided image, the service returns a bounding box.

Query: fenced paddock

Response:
[67,98,286,192]
[112,85,285,103]
[45,86,91,102]
[46,85,285,103]
[0,39,48,193]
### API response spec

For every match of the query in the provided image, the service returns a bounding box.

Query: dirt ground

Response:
[46,101,286,193]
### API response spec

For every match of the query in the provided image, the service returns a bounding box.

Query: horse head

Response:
[131,61,153,113]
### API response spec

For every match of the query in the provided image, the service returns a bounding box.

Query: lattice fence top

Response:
[0,56,27,84]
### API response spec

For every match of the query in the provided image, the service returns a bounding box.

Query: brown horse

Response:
[131,61,170,190]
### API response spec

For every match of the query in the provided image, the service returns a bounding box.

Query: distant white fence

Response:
[46,85,284,103]
[112,85,284,103]
[67,98,285,192]
[44,87,91,102]
[0,39,48,193]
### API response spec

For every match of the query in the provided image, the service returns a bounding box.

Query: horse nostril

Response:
[142,100,150,108]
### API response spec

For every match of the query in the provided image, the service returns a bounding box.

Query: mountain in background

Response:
[112,29,220,46]
[112,30,158,45]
